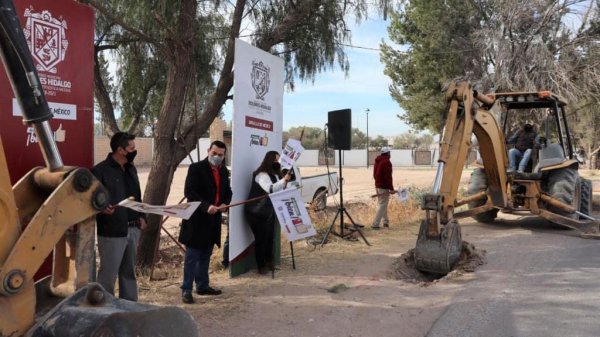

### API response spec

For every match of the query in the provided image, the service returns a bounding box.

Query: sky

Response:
[222,17,411,139]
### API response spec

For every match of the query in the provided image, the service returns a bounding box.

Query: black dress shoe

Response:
[182,291,194,304]
[196,287,222,295]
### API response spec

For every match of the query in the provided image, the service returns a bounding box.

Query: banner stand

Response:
[290,242,296,270]
[269,228,296,279]
[230,39,284,276]
[321,149,370,246]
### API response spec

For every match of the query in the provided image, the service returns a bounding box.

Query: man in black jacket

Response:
[92,132,147,301]
[507,121,539,173]
[179,140,232,304]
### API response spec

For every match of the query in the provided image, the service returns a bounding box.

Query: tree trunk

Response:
[589,145,600,169]
[138,0,245,269]
[136,0,338,268]
[137,0,197,269]
[179,0,246,152]
[136,138,180,268]
[94,47,119,136]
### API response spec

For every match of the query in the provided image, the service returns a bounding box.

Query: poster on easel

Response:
[270,187,316,241]
[396,187,410,203]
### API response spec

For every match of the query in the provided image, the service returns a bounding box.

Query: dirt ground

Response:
[135,166,600,337]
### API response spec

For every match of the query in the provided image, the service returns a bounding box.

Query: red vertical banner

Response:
[0,0,95,184]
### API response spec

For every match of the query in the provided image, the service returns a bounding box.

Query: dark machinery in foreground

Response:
[415,81,598,275]
[0,1,198,335]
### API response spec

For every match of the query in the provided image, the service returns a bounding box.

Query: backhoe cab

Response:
[414,81,598,275]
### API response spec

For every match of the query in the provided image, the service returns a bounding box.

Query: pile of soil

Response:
[390,241,487,284]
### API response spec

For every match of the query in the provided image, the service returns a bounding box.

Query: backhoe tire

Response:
[579,178,592,218]
[545,166,579,218]
[467,168,498,223]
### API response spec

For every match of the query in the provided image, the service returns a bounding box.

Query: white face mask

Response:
[208,155,223,166]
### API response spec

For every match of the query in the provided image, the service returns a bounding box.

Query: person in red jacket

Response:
[372,146,394,229]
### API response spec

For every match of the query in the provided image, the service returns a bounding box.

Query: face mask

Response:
[125,150,137,163]
[272,162,281,171]
[209,155,223,166]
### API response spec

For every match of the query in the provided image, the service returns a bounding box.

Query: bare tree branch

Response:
[79,0,161,47]
[179,0,246,154]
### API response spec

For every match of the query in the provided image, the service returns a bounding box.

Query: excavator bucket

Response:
[414,219,462,275]
[27,283,199,337]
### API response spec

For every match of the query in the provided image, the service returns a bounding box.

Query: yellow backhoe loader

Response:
[0,1,198,335]
[414,81,598,275]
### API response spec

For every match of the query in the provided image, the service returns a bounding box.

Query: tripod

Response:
[321,149,370,246]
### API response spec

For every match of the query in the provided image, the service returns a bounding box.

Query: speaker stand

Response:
[321,149,370,246]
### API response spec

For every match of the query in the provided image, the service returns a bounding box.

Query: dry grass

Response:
[132,165,600,325]
[136,187,426,303]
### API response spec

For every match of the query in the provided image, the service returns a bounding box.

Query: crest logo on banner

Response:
[24,7,68,73]
[251,60,270,100]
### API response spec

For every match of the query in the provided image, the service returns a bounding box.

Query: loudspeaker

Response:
[328,109,352,150]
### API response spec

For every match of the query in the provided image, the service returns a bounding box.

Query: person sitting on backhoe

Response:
[507,121,540,173]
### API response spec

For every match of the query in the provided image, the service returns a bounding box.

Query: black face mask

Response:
[125,150,137,163]
[272,162,281,172]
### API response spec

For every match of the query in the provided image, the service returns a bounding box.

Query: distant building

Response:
[209,118,232,164]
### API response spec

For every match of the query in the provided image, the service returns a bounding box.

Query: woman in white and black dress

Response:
[244,151,292,274]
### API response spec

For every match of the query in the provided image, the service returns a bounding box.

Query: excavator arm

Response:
[0,1,199,335]
[0,1,107,333]
[414,81,508,274]
[414,81,600,275]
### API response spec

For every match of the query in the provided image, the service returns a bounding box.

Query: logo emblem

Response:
[24,7,68,73]
[251,60,270,100]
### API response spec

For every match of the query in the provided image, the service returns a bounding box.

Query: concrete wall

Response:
[340,150,367,167]
[295,149,319,166]
[94,137,446,168]
[94,136,154,166]
[295,149,439,167]
[391,149,415,166]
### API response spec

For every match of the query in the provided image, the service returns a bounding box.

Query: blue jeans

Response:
[508,148,532,172]
[181,245,213,293]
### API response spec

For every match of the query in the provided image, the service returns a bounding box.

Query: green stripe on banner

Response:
[230,225,281,277]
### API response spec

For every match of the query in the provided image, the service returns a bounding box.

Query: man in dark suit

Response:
[178,140,232,304]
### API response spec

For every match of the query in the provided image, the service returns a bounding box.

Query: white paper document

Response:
[396,187,410,203]
[279,138,304,170]
[269,187,316,241]
[118,199,201,220]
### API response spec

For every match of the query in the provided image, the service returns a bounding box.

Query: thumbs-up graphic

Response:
[260,133,268,146]
[54,124,66,143]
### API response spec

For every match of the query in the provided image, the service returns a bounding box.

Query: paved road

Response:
[427,215,600,337]
[182,204,600,337]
